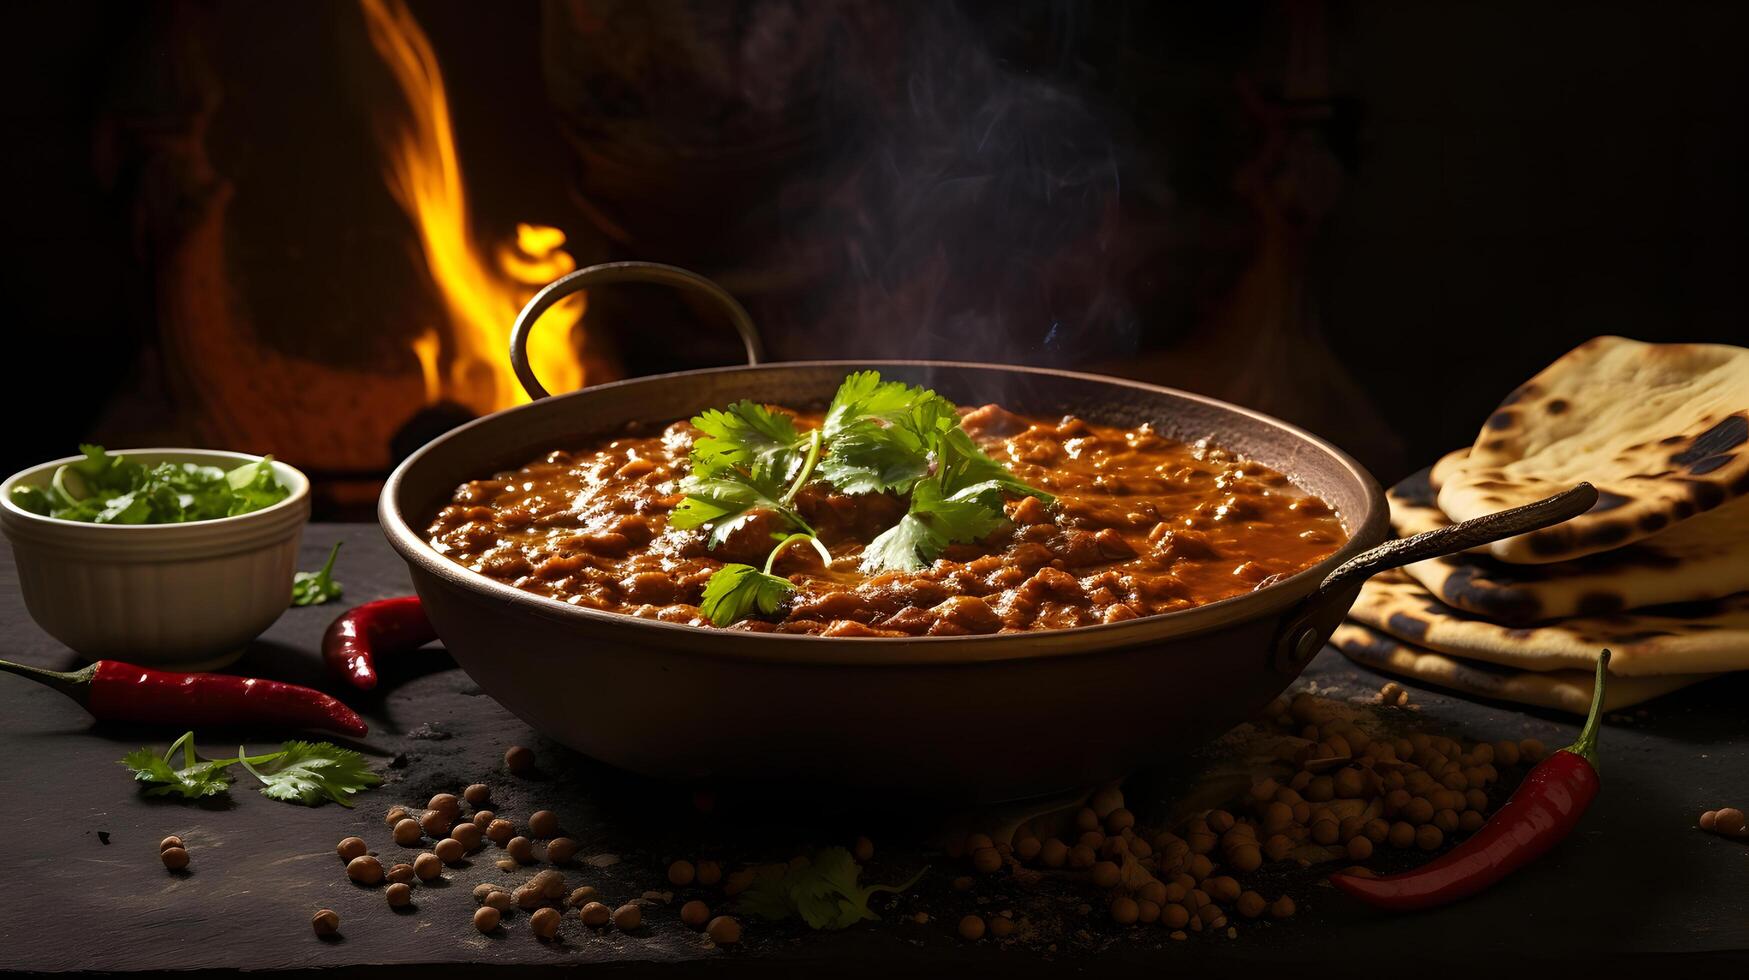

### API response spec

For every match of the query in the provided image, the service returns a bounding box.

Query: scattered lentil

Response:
[958,915,986,940]
[393,818,423,846]
[161,847,189,872]
[413,852,442,882]
[428,793,461,819]
[473,906,500,933]
[530,907,561,941]
[311,909,339,937]
[529,810,559,838]
[707,916,741,945]
[505,745,535,775]
[386,882,412,908]
[434,838,465,865]
[611,904,642,930]
[346,855,383,885]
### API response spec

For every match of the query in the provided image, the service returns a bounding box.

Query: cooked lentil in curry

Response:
[426,404,1347,636]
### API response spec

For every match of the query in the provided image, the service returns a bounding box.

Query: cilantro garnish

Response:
[10,446,290,524]
[674,372,1051,625]
[859,477,1009,573]
[120,732,234,800]
[740,847,927,930]
[291,542,344,607]
[118,731,380,807]
[239,740,379,807]
[698,563,796,626]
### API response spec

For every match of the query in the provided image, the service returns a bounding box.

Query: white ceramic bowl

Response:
[0,449,310,669]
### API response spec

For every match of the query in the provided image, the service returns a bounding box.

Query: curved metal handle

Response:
[510,261,766,400]
[1270,482,1599,674]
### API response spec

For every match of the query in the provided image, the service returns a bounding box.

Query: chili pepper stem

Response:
[0,657,95,707]
[1563,648,1612,768]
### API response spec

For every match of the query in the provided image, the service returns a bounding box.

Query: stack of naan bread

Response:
[1333,336,1749,714]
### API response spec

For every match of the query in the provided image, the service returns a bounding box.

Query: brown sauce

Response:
[425,404,1348,636]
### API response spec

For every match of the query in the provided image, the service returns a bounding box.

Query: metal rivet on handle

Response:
[1293,627,1320,665]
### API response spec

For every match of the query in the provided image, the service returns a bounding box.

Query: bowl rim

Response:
[381,360,1390,665]
[0,448,311,531]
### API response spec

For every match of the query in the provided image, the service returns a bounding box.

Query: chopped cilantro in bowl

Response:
[8,445,292,524]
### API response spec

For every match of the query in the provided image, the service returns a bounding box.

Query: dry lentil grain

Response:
[530,907,561,940]
[707,916,741,945]
[413,852,442,881]
[959,915,986,940]
[346,855,382,885]
[393,818,423,846]
[529,810,559,838]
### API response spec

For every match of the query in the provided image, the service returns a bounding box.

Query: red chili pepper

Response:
[1329,648,1613,911]
[323,596,438,691]
[0,657,367,737]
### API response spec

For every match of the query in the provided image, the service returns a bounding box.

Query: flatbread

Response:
[1437,336,1749,564]
[1331,622,1712,715]
[1348,572,1749,676]
[1389,461,1749,623]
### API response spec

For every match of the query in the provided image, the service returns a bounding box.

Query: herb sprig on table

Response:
[739,846,927,929]
[9,445,289,524]
[291,542,344,607]
[119,731,380,806]
[670,371,1052,626]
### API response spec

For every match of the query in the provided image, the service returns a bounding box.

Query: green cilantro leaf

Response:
[224,457,290,517]
[860,477,1007,573]
[240,741,381,807]
[698,563,795,626]
[679,370,1051,621]
[8,484,53,515]
[21,448,289,524]
[118,733,378,807]
[936,428,1053,503]
[291,542,344,607]
[823,371,937,438]
[739,847,926,930]
[691,402,809,483]
[669,475,811,549]
[118,732,234,799]
[816,419,933,494]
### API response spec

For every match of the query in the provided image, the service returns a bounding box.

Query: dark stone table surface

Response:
[2,526,1745,978]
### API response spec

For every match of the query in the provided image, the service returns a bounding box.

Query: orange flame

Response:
[360,0,585,413]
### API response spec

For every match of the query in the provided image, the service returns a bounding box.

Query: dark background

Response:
[3,0,1744,514]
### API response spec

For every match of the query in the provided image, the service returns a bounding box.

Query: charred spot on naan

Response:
[1387,611,1431,642]
[1669,413,1746,467]
[1393,466,1437,508]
